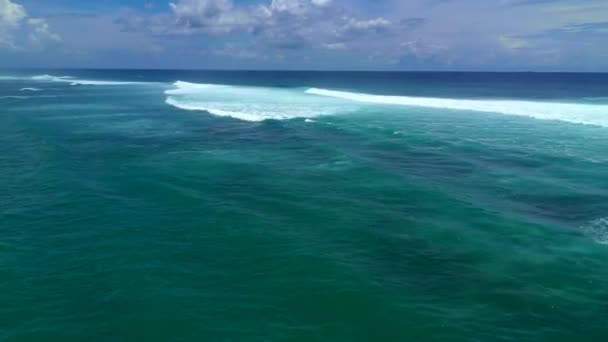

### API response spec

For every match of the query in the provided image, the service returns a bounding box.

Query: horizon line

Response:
[1,67,607,74]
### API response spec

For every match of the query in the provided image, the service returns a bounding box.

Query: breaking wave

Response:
[165,81,357,122]
[307,88,608,127]
[164,81,608,126]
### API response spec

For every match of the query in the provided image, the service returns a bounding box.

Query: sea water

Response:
[1,70,608,341]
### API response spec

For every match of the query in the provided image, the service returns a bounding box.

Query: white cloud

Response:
[0,0,60,49]
[0,0,25,26]
[0,0,26,47]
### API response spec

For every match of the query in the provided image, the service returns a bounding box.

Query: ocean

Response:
[1,70,608,341]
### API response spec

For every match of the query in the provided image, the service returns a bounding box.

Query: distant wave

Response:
[31,75,74,81]
[0,96,32,99]
[307,88,608,127]
[0,95,59,99]
[20,87,43,92]
[0,75,21,80]
[31,74,146,86]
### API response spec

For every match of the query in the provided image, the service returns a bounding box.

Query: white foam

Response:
[581,217,608,245]
[165,81,356,122]
[20,87,43,92]
[307,88,608,127]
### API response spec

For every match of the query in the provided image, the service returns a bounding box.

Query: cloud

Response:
[0,0,60,49]
[0,0,26,47]
[169,0,246,34]
[342,17,391,32]
[499,35,530,49]
[148,0,340,53]
[0,0,25,26]
[323,42,346,50]
[28,18,61,45]
[559,22,608,34]
[8,0,607,70]
[211,42,263,59]
[311,0,332,6]
[400,39,447,59]
[112,1,442,67]
[400,17,426,30]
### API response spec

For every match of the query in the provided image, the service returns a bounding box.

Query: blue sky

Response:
[1,0,607,71]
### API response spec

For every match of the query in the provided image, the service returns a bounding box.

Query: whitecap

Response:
[20,87,43,92]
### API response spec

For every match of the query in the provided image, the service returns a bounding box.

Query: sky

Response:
[0,0,607,71]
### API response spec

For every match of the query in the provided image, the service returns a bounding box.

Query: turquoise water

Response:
[1,70,608,341]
